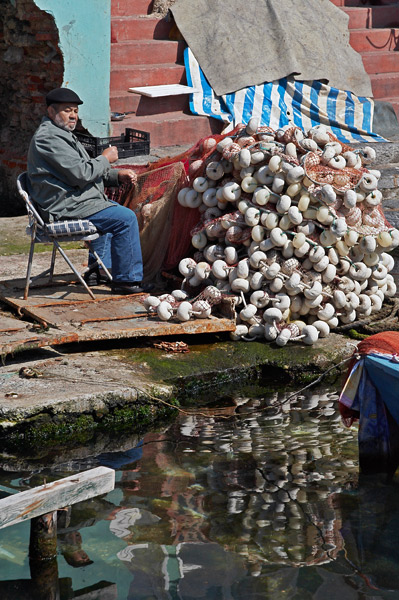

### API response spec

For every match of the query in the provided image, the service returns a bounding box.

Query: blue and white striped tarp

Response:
[185,47,385,144]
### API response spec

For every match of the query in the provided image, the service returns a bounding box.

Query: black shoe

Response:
[83,267,108,287]
[141,281,155,292]
[111,281,156,294]
[111,282,144,295]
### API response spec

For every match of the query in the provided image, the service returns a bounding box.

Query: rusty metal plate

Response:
[0,277,236,355]
[0,314,51,356]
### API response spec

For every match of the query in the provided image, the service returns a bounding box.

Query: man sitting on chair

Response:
[27,87,145,294]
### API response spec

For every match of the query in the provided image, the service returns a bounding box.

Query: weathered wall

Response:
[35,0,111,138]
[0,0,111,218]
[0,0,63,216]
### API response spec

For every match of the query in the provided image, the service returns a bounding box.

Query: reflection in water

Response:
[1,387,399,598]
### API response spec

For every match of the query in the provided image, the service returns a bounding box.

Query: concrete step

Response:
[110,64,186,92]
[111,16,172,42]
[362,50,399,74]
[110,112,223,147]
[111,0,154,17]
[350,27,399,52]
[110,90,188,116]
[371,72,399,99]
[344,5,399,28]
[111,40,184,66]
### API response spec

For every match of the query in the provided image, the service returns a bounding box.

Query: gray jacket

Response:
[27,117,119,222]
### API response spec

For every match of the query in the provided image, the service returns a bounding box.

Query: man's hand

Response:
[118,169,137,185]
[102,146,118,164]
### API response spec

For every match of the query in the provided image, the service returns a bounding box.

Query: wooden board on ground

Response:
[128,84,198,97]
[0,467,115,530]
[0,274,236,355]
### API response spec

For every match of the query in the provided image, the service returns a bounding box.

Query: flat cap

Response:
[46,87,83,106]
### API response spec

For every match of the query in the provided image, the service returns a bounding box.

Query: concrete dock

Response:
[0,139,398,447]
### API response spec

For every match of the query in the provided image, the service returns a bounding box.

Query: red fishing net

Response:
[301,133,393,236]
[107,128,242,282]
[107,125,394,284]
[356,331,399,357]
[303,151,366,192]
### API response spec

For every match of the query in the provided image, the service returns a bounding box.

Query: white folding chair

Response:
[17,172,112,300]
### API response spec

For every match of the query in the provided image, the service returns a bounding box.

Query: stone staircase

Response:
[110,0,399,147]
[330,0,399,118]
[109,0,221,146]
[109,0,399,224]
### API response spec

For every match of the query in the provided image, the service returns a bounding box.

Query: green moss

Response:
[294,371,320,385]
[0,394,179,453]
[22,414,96,445]
[114,337,344,399]
[100,398,176,433]
[347,329,369,341]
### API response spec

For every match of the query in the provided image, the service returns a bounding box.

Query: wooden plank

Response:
[0,314,236,355]
[0,467,115,530]
[128,84,198,97]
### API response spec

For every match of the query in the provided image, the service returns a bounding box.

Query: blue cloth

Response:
[364,355,399,425]
[344,353,399,475]
[356,364,391,466]
[185,47,386,144]
[88,202,143,283]
[89,232,112,269]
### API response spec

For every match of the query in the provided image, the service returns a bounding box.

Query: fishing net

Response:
[303,151,366,191]
[146,124,243,182]
[109,162,191,283]
[356,331,399,357]
[108,124,394,287]
[107,127,242,282]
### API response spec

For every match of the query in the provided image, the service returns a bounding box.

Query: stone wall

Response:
[0,0,63,217]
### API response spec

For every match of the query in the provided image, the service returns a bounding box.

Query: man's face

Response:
[48,103,79,131]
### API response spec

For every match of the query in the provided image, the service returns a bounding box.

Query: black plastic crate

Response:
[76,128,150,159]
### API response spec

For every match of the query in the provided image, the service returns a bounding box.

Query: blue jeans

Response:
[88,232,112,269]
[87,203,143,283]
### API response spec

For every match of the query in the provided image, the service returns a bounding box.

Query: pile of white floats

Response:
[144,120,399,346]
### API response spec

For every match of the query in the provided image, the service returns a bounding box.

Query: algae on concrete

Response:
[0,212,360,452]
[111,333,355,392]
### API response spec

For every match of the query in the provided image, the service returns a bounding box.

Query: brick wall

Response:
[0,0,63,217]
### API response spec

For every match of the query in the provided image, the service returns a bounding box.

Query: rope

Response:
[335,297,399,335]
[277,354,355,406]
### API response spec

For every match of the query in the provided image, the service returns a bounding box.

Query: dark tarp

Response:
[171,0,372,98]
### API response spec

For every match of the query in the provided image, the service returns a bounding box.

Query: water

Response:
[1,385,399,599]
